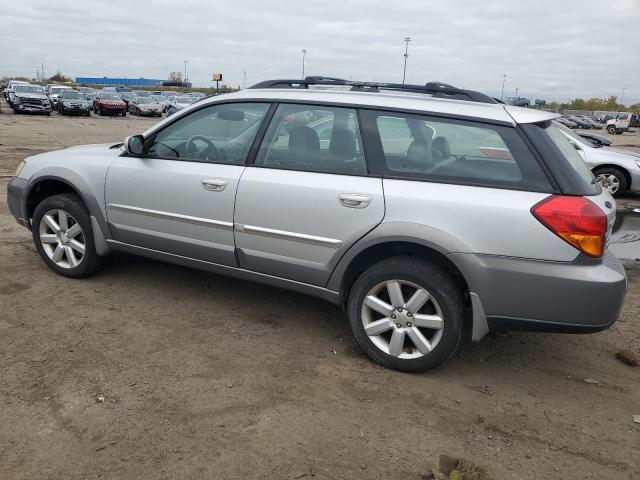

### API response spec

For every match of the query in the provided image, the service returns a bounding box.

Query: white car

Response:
[556,121,640,197]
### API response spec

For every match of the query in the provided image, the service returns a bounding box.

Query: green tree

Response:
[48,71,72,83]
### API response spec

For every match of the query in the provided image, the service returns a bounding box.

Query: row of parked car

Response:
[1,80,206,117]
[556,112,640,135]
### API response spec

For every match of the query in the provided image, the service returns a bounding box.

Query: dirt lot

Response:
[1,101,639,479]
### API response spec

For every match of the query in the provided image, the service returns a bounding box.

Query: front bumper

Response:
[61,105,90,115]
[7,176,30,229]
[451,251,627,333]
[15,103,51,113]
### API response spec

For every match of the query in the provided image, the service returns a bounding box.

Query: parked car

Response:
[165,95,196,116]
[567,116,592,129]
[77,87,96,104]
[607,112,640,135]
[555,120,640,197]
[184,92,206,99]
[150,94,170,112]
[119,92,134,106]
[7,77,625,372]
[9,84,51,115]
[57,89,91,116]
[48,85,73,110]
[577,132,612,147]
[575,116,604,130]
[103,86,132,94]
[93,91,127,116]
[556,117,578,129]
[128,96,164,116]
[4,80,30,101]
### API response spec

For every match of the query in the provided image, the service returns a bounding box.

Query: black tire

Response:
[32,193,104,278]
[46,111,51,116]
[347,256,465,372]
[607,125,616,135]
[122,110,126,117]
[594,166,628,197]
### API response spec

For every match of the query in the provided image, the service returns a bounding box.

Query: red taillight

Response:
[531,195,607,258]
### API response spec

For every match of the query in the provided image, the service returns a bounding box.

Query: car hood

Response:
[15,92,47,100]
[605,148,640,159]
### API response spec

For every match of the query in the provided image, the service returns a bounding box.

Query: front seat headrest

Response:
[288,125,320,158]
[329,127,357,160]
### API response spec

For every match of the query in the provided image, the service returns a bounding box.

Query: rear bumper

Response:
[7,176,30,229]
[450,251,626,333]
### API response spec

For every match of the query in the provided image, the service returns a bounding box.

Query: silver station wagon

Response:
[8,77,626,372]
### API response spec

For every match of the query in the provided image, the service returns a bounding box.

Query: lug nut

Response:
[407,312,413,317]
[391,314,396,319]
[407,322,412,327]
[396,323,402,328]
[397,307,403,312]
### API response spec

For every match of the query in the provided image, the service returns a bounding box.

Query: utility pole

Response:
[402,37,411,84]
[515,87,519,98]
[301,49,307,78]
[500,74,507,100]
[620,87,626,105]
[243,69,247,89]
[41,62,45,81]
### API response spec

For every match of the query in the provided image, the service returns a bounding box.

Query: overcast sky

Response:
[2,0,639,104]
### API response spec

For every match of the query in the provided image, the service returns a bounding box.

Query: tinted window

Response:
[255,104,367,175]
[364,110,551,191]
[146,102,270,164]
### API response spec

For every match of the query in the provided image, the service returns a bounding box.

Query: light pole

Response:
[621,87,626,105]
[243,69,247,89]
[184,60,188,88]
[402,37,411,84]
[515,87,519,98]
[500,74,507,100]
[301,49,307,78]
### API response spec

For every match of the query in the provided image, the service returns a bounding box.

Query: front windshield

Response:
[176,96,195,104]
[15,85,44,94]
[135,97,152,104]
[50,87,68,95]
[78,87,95,93]
[151,95,164,102]
[62,91,84,99]
[101,93,119,100]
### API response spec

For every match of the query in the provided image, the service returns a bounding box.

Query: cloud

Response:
[2,0,639,103]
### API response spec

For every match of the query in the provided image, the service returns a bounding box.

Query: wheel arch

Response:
[24,173,112,255]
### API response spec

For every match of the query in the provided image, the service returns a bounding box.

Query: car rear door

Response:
[105,101,272,266]
[233,103,384,286]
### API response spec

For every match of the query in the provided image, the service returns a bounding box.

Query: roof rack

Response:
[249,76,497,104]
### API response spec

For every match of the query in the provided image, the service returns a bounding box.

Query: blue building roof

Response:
[75,77,179,86]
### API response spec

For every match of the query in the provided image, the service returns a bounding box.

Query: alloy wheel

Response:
[361,280,444,359]
[38,209,86,268]
[600,174,620,194]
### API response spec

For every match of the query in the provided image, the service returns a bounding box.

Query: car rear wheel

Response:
[347,256,465,372]
[32,193,104,278]
[594,167,627,197]
[607,125,616,134]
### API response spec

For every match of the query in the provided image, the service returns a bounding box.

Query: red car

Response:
[93,92,127,116]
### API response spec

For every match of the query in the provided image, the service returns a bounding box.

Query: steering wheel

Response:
[186,135,218,161]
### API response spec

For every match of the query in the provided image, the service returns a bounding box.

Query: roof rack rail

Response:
[249,76,497,104]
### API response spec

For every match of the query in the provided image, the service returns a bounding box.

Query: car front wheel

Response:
[32,193,104,278]
[347,256,465,372]
[594,167,627,197]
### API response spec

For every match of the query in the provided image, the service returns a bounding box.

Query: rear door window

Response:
[361,110,552,191]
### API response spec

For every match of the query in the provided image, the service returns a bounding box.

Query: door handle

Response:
[338,193,372,209]
[201,178,227,191]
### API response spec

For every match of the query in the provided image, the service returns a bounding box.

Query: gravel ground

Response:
[1,101,639,479]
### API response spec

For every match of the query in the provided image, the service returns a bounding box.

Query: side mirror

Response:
[125,135,145,156]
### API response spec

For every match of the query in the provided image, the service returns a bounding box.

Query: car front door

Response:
[234,103,384,286]
[105,102,272,266]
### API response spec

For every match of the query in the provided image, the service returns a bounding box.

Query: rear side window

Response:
[254,104,367,175]
[362,110,552,191]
